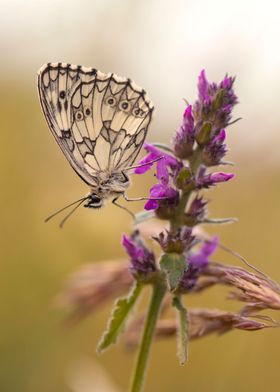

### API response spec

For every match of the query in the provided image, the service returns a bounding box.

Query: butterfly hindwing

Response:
[38,63,154,187]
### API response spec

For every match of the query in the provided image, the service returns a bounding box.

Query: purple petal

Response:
[144,143,180,170]
[182,105,195,135]
[134,153,157,174]
[220,75,233,89]
[156,158,169,185]
[144,183,179,211]
[210,172,234,183]
[201,236,219,257]
[122,234,138,259]
[213,129,226,144]
[144,199,159,210]
[198,69,210,101]
[189,236,219,267]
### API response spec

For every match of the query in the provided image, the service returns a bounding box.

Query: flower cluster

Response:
[122,70,237,290]
[133,70,236,219]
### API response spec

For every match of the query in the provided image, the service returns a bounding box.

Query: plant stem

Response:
[170,146,203,230]
[130,282,166,392]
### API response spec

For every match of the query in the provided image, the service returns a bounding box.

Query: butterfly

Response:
[37,63,155,225]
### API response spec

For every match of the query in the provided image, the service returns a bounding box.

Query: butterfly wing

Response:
[37,63,154,186]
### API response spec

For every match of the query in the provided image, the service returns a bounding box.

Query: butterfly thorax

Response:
[85,171,131,208]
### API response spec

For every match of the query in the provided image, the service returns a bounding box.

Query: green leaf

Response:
[159,253,186,292]
[203,217,238,225]
[134,210,155,225]
[151,142,174,153]
[97,282,142,353]
[172,296,188,365]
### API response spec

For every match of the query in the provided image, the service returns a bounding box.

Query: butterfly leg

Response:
[112,197,135,218]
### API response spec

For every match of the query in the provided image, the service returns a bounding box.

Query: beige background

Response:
[1,1,280,391]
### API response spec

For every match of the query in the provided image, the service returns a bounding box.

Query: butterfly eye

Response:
[119,100,131,112]
[105,96,117,107]
[84,106,92,117]
[75,110,84,121]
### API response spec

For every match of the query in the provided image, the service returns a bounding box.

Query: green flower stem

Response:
[130,281,166,392]
[170,146,203,231]
[189,145,203,173]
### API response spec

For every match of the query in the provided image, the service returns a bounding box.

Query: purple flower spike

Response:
[189,236,219,268]
[172,105,195,159]
[122,232,156,278]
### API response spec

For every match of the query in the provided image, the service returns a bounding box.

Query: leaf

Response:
[151,142,174,153]
[172,296,188,365]
[97,282,142,353]
[203,217,238,225]
[134,210,155,225]
[160,253,186,292]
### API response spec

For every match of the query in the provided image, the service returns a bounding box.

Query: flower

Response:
[144,157,180,211]
[202,129,227,166]
[179,236,219,291]
[193,70,238,132]
[196,167,234,189]
[172,105,195,159]
[134,143,181,175]
[145,183,179,211]
[122,231,156,278]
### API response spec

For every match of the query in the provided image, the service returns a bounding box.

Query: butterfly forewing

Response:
[37,63,154,187]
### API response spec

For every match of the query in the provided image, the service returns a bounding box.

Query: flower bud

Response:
[173,105,195,159]
[184,196,208,226]
[195,121,212,145]
[202,129,227,166]
[197,171,234,189]
[122,231,157,280]
[154,227,196,254]
[175,166,195,192]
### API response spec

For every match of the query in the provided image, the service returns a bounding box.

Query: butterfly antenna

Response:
[59,198,87,228]
[45,197,88,224]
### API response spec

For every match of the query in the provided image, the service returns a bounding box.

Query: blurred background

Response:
[1,0,280,391]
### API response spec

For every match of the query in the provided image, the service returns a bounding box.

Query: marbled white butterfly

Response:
[37,63,154,225]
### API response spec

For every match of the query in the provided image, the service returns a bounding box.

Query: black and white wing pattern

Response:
[37,63,154,186]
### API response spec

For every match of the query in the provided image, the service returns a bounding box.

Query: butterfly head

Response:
[84,194,104,209]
